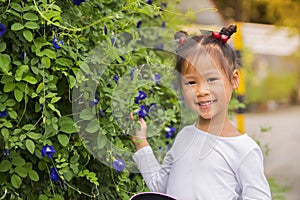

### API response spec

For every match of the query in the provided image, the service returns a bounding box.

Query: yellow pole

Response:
[233,23,245,134]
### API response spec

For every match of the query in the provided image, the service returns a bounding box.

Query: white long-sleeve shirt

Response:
[133,125,271,200]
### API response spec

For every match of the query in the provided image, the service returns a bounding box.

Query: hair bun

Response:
[220,24,237,38]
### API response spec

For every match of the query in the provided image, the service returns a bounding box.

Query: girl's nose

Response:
[195,85,210,97]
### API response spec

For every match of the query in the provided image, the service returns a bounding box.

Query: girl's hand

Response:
[130,113,149,150]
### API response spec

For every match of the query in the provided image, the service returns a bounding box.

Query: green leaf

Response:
[78,61,90,74]
[25,139,35,154]
[10,2,22,12]
[79,109,94,120]
[11,174,22,188]
[97,133,107,149]
[24,21,39,29]
[57,134,69,147]
[23,76,38,84]
[27,132,42,140]
[55,58,73,67]
[22,124,35,131]
[14,88,24,102]
[11,23,24,31]
[23,13,39,21]
[41,57,51,68]
[58,116,77,134]
[3,83,15,92]
[86,119,100,133]
[23,30,33,42]
[12,156,26,167]
[0,54,11,74]
[36,83,44,94]
[0,43,6,53]
[14,166,28,178]
[1,128,9,141]
[68,75,76,88]
[28,170,39,181]
[15,65,29,81]
[8,110,17,119]
[42,49,56,59]
[0,160,12,172]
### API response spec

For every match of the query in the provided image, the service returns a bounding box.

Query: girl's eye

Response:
[207,78,218,82]
[186,81,196,85]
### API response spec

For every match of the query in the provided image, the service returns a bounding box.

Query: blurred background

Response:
[175,0,300,199]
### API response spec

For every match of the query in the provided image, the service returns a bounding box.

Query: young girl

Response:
[132,25,271,200]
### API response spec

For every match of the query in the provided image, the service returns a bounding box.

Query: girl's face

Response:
[181,54,239,120]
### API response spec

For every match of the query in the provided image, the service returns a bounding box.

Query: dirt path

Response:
[242,106,300,200]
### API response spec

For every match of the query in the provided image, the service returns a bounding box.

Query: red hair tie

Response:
[211,31,229,43]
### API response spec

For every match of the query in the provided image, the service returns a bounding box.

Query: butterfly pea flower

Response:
[155,43,164,50]
[20,52,26,60]
[0,109,8,118]
[113,75,119,83]
[135,90,147,104]
[165,126,176,139]
[104,25,108,35]
[52,35,64,49]
[154,73,160,84]
[74,0,85,6]
[110,37,115,45]
[136,20,142,28]
[136,105,149,119]
[130,68,134,80]
[0,23,6,37]
[145,0,152,5]
[50,167,60,183]
[112,157,125,173]
[41,144,55,158]
[89,98,99,108]
[98,109,104,117]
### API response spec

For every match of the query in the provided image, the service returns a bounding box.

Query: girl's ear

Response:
[231,69,240,89]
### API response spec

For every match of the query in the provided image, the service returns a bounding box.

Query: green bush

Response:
[0,0,183,199]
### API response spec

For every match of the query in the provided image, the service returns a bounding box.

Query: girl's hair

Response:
[174,25,238,81]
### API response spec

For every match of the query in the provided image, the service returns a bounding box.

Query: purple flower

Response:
[113,158,125,173]
[161,21,166,28]
[154,73,160,84]
[23,0,28,2]
[0,23,6,37]
[155,43,164,50]
[136,105,149,119]
[74,0,85,6]
[136,20,142,28]
[40,103,45,111]
[4,149,9,157]
[89,98,99,108]
[110,37,115,45]
[134,90,147,104]
[104,26,108,35]
[161,2,167,8]
[145,0,152,5]
[113,75,119,83]
[41,144,55,158]
[98,109,104,117]
[0,109,8,118]
[165,126,176,139]
[52,35,64,49]
[50,167,60,183]
[20,52,26,60]
[130,68,134,80]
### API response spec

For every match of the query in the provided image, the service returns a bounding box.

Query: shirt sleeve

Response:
[236,147,272,200]
[132,146,173,193]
